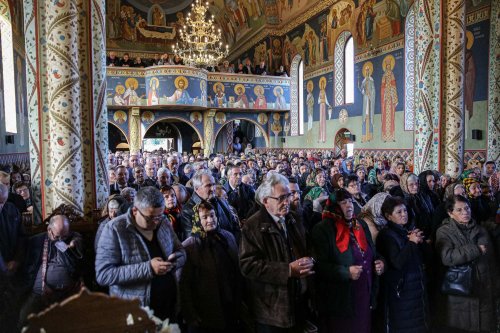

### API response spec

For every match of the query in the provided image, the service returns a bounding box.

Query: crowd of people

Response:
[1,148,499,333]
[106,51,289,76]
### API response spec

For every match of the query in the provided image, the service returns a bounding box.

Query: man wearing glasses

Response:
[239,173,314,332]
[96,186,185,321]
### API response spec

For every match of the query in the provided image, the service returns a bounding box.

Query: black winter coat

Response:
[377,222,430,333]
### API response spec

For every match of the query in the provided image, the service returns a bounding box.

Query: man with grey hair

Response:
[180,170,240,241]
[20,214,83,324]
[239,172,313,332]
[223,164,255,221]
[96,186,185,320]
[166,155,180,184]
[157,167,172,188]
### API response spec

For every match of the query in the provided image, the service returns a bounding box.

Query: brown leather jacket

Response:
[239,206,308,328]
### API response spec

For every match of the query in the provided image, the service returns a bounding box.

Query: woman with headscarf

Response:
[399,173,434,239]
[418,170,441,210]
[330,173,345,191]
[312,189,384,333]
[179,201,242,333]
[377,196,430,333]
[303,186,330,233]
[463,177,492,224]
[357,192,391,243]
[367,168,385,197]
[161,185,183,240]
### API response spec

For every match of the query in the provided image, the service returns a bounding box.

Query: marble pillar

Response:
[23,0,108,221]
[488,0,500,162]
[440,0,466,177]
[129,108,141,154]
[203,110,216,157]
[413,0,442,174]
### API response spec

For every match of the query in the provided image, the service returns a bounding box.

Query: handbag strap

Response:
[41,236,49,294]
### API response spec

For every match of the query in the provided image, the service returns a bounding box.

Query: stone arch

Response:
[108,121,130,144]
[142,116,204,149]
[289,53,302,136]
[333,127,353,154]
[214,117,270,148]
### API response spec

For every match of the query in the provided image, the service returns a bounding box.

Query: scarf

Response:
[399,172,417,194]
[459,169,478,182]
[331,173,344,189]
[190,203,209,239]
[304,186,326,201]
[322,197,368,253]
[368,168,380,186]
[361,192,390,227]
[462,177,479,199]
[165,205,181,232]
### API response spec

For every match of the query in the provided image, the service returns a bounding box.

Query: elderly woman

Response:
[94,196,125,250]
[377,196,430,333]
[418,170,441,210]
[344,175,367,216]
[312,189,384,333]
[357,192,391,243]
[432,183,466,235]
[399,173,434,239]
[436,195,498,332]
[463,177,492,224]
[179,201,241,333]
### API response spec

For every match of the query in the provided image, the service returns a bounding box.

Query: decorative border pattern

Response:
[354,39,405,63]
[91,0,108,208]
[413,0,441,174]
[303,64,334,80]
[488,0,499,162]
[334,31,351,106]
[290,54,301,136]
[0,153,30,165]
[440,0,465,178]
[404,6,416,131]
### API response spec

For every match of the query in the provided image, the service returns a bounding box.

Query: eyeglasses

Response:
[135,207,164,223]
[267,193,293,203]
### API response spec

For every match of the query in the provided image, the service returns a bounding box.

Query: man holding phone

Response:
[96,187,185,321]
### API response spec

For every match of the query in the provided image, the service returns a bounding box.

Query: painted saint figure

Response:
[148,77,160,106]
[274,86,286,109]
[317,77,330,143]
[123,78,139,105]
[359,61,375,142]
[253,85,267,109]
[213,83,227,108]
[167,76,194,104]
[234,84,249,108]
[306,80,314,132]
[381,55,398,142]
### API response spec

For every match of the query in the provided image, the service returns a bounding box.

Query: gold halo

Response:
[273,86,284,96]
[213,82,225,93]
[253,85,264,96]
[306,80,314,93]
[174,76,188,89]
[382,55,395,71]
[215,112,226,123]
[234,84,245,95]
[125,78,139,89]
[142,111,155,122]
[466,30,474,50]
[362,61,374,77]
[114,110,127,121]
[115,84,125,94]
[149,77,159,89]
[273,113,281,120]
[257,113,268,124]
[319,77,327,89]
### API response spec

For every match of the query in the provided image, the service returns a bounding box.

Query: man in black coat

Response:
[224,165,255,221]
[180,170,240,242]
[239,173,313,332]
[0,184,25,276]
[109,165,138,195]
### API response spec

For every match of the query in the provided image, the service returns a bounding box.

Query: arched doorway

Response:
[108,122,129,152]
[334,128,354,155]
[143,118,202,154]
[214,118,269,154]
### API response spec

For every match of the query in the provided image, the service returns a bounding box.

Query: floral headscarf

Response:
[304,186,326,201]
[459,169,479,182]
[489,172,499,194]
[462,177,479,199]
[361,192,390,227]
[368,168,380,186]
[306,169,318,187]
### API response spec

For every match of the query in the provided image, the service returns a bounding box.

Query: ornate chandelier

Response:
[172,0,228,68]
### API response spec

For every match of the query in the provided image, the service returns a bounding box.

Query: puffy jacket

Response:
[95,210,186,307]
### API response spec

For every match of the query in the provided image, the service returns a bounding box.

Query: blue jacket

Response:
[95,209,186,306]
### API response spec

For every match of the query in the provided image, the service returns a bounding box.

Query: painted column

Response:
[203,109,216,157]
[23,0,108,221]
[129,108,141,154]
[488,0,500,162]
[413,0,442,174]
[440,0,466,177]
[226,121,234,153]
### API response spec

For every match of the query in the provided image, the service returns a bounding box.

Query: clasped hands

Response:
[289,257,315,278]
